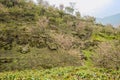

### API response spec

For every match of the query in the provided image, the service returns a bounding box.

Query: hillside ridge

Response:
[0,0,120,73]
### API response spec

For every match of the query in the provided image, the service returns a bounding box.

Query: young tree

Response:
[65,7,74,14]
[37,0,43,4]
[65,2,76,14]
[83,16,96,23]
[59,4,64,10]
[37,0,49,7]
[69,2,76,9]
[75,11,81,19]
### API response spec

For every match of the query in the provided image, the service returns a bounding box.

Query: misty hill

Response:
[96,13,120,26]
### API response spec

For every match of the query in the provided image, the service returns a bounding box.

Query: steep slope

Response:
[0,0,120,72]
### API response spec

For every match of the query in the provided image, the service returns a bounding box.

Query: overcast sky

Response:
[34,0,120,18]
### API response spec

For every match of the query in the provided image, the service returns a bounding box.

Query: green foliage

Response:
[75,11,81,19]
[0,0,27,9]
[0,67,119,80]
[65,7,74,14]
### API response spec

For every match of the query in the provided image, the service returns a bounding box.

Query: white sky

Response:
[34,0,113,18]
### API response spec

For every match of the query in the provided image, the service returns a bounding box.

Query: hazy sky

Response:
[34,0,120,18]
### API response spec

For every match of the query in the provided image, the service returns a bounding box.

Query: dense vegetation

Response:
[0,67,120,80]
[0,0,120,79]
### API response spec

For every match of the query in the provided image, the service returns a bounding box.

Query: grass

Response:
[0,66,120,80]
[91,32,117,42]
[82,50,94,67]
[0,47,82,72]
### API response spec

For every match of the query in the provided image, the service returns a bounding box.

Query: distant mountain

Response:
[96,13,120,27]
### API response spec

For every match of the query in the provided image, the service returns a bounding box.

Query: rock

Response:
[18,45,30,54]
[47,42,58,50]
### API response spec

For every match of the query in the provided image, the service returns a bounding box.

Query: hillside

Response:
[0,0,120,79]
[96,13,120,26]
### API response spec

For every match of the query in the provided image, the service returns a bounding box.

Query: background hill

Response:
[96,13,120,26]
